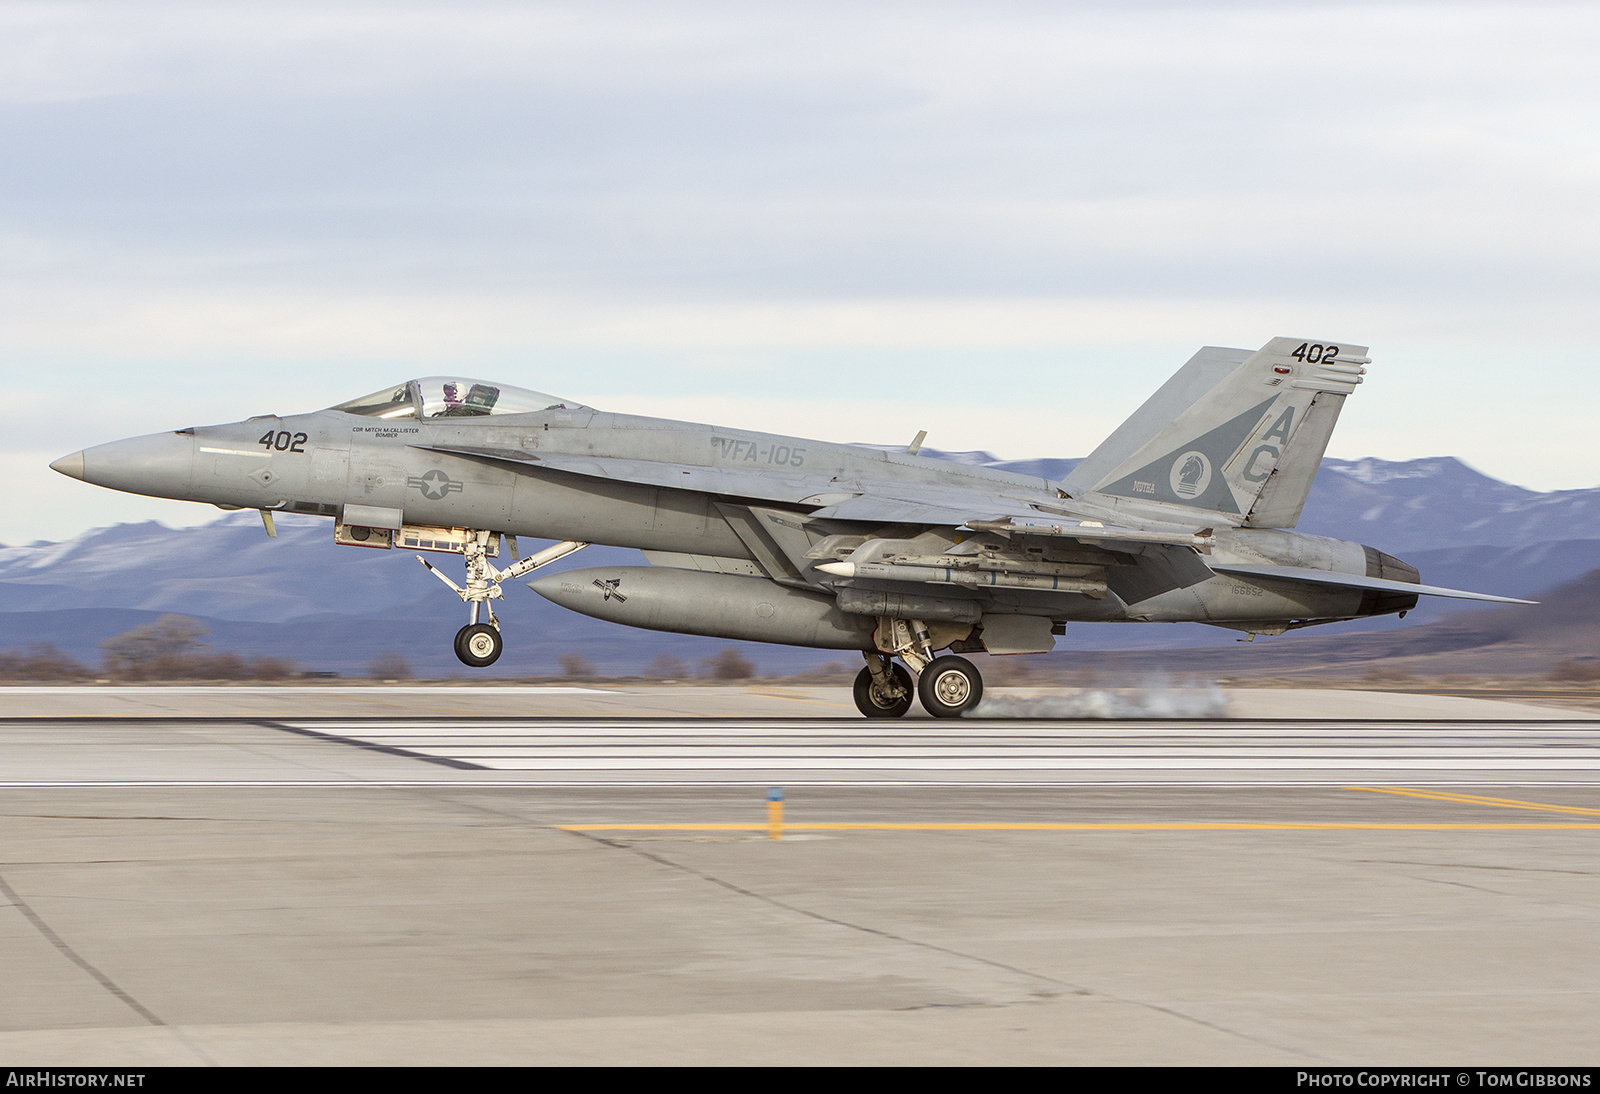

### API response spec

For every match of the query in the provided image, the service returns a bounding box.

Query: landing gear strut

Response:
[850,618,985,719]
[418,533,587,667]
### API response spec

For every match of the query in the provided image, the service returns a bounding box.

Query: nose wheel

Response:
[416,534,589,669]
[455,623,503,668]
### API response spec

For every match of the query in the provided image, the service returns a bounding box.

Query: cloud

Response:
[5,1,1600,537]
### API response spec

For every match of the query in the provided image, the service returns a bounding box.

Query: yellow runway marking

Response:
[1349,786,1600,817]
[559,822,1600,832]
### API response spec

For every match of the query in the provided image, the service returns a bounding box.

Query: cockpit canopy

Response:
[330,378,589,420]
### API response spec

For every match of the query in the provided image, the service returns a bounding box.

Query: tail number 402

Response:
[259,430,307,452]
[1290,343,1340,364]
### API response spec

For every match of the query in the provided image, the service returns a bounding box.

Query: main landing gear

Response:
[854,657,914,718]
[418,532,587,667]
[852,616,985,719]
[918,655,983,718]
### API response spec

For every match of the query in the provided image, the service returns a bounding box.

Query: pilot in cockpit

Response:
[329,378,587,420]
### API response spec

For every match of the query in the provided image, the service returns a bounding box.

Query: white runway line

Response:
[275,719,1600,775]
[291,720,1600,737]
[6,780,1600,789]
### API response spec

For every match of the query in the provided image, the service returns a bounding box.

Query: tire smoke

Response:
[971,679,1228,719]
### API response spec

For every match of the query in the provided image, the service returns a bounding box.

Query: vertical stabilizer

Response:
[1068,338,1368,527]
[1062,346,1250,495]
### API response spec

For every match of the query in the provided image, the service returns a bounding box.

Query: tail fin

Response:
[1062,337,1369,527]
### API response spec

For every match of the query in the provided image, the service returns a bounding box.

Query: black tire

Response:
[853,663,914,718]
[917,655,982,718]
[456,623,503,668]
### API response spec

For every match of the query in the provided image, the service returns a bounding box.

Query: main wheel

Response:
[853,663,914,718]
[917,655,982,718]
[456,623,503,668]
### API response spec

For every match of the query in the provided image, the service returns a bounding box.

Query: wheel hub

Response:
[932,669,971,707]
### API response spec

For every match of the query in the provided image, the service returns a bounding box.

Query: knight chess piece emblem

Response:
[1169,451,1212,499]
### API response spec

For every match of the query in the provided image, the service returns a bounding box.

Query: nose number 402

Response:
[259,431,308,453]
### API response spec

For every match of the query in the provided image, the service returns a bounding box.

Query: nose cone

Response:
[528,570,634,622]
[49,451,86,480]
[527,572,585,609]
[72,431,197,500]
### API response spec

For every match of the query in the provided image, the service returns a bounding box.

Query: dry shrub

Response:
[101,615,206,678]
[702,648,755,680]
[367,653,412,680]
[251,657,295,681]
[559,653,596,678]
[645,653,687,679]
[98,615,297,680]
[1547,659,1600,683]
[1364,664,1419,684]
[782,660,855,682]
[0,644,91,682]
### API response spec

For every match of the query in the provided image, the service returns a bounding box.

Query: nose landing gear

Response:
[418,533,587,667]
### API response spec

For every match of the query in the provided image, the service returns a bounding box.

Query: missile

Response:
[527,566,875,649]
[815,560,1106,596]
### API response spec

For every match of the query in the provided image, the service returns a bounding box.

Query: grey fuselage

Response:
[69,401,1416,649]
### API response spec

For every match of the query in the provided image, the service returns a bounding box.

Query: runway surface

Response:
[277,717,1600,783]
[7,715,1600,787]
[2,682,1591,721]
[2,687,1599,1064]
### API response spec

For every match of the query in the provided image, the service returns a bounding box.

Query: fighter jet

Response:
[50,338,1529,717]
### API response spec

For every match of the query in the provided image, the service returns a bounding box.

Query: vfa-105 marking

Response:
[51,342,1531,717]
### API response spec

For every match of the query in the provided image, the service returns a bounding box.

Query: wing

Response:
[413,443,1068,519]
[420,442,1527,606]
[413,445,832,504]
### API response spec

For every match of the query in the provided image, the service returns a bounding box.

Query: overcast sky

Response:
[7,1,1600,543]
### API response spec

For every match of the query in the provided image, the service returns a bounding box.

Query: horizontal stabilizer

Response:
[1211,563,1535,604]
